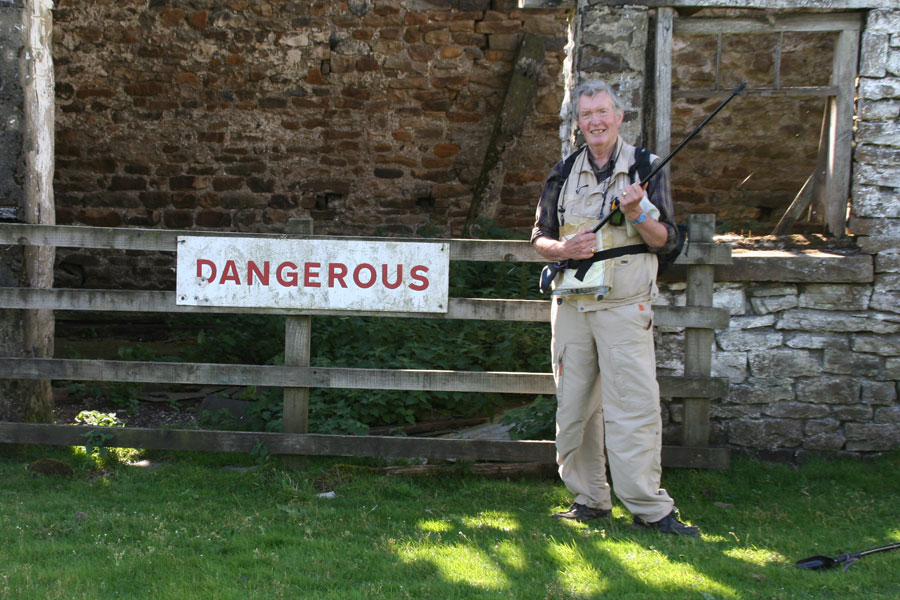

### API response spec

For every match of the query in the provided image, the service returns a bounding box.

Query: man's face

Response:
[577,92,624,155]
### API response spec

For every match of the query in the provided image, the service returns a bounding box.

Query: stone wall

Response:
[655,268,899,458]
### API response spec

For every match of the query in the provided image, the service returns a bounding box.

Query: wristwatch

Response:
[630,213,647,225]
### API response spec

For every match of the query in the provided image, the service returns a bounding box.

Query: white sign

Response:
[176,236,449,313]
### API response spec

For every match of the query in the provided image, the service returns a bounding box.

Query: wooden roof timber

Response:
[520,0,892,10]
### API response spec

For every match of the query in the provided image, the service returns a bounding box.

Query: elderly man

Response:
[531,79,698,536]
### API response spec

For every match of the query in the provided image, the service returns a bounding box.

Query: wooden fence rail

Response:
[0,215,732,469]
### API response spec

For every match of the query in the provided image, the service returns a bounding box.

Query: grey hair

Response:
[570,80,625,118]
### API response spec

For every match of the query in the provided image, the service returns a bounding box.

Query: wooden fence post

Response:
[282,218,313,469]
[682,214,716,447]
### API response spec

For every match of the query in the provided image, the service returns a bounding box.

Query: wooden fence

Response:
[0,214,732,469]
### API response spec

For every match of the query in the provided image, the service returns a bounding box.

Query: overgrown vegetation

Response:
[54,230,553,435]
[2,445,898,599]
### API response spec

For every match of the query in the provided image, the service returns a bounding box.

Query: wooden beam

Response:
[673,13,863,35]
[825,28,858,237]
[682,215,717,448]
[773,102,831,235]
[673,86,839,99]
[653,7,674,156]
[0,422,730,469]
[0,288,730,328]
[0,224,730,265]
[464,33,545,235]
[520,1,889,11]
[282,219,313,469]
[0,357,730,398]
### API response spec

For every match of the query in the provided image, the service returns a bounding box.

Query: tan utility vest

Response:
[555,138,659,310]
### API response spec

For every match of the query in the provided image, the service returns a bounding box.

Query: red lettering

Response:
[196,259,216,282]
[248,261,269,286]
[329,263,348,288]
[220,260,241,285]
[382,264,402,290]
[304,262,321,288]
[276,262,299,286]
[409,265,429,291]
[353,263,376,289]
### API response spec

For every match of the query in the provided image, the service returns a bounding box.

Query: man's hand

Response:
[618,182,645,223]
[534,229,597,262]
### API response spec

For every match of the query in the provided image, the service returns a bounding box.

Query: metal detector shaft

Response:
[591,81,747,234]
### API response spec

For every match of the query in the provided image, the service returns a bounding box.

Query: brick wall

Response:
[51,0,569,245]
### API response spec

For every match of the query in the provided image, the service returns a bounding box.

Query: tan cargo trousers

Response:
[551,298,674,523]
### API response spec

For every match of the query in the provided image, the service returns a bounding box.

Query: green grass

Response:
[1,447,898,600]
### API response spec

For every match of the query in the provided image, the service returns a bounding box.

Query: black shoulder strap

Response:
[627,147,653,184]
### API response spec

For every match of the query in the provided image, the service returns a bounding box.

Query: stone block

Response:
[856,120,900,147]
[823,349,882,377]
[710,404,761,419]
[857,99,900,121]
[884,357,900,380]
[716,329,782,352]
[875,406,900,424]
[798,284,871,311]
[748,349,819,378]
[866,9,900,35]
[805,418,840,436]
[796,377,860,405]
[860,31,889,78]
[862,380,897,405]
[785,333,850,351]
[852,334,900,356]
[713,285,746,315]
[711,351,748,383]
[854,163,900,189]
[845,422,900,451]
[875,253,900,274]
[729,314,776,330]
[888,48,900,77]
[763,402,829,419]
[777,309,899,334]
[728,419,803,449]
[870,273,900,313]
[833,405,873,421]
[852,184,900,219]
[750,295,798,315]
[726,378,794,405]
[802,432,846,451]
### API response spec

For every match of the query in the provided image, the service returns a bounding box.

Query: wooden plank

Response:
[0,422,555,462]
[682,215,717,448]
[0,357,729,398]
[465,33,545,234]
[0,288,730,328]
[674,13,863,35]
[0,422,730,468]
[282,220,314,468]
[0,223,730,266]
[673,86,839,99]
[825,28,858,237]
[520,0,889,8]
[653,7,674,155]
